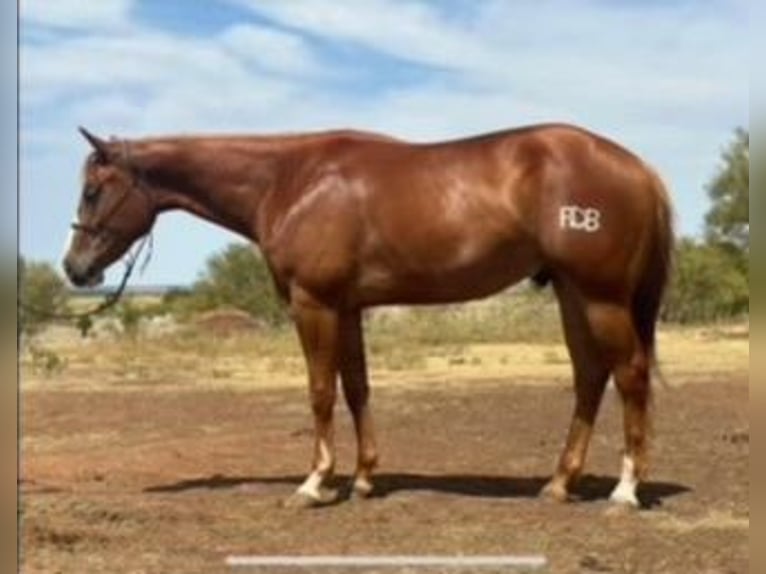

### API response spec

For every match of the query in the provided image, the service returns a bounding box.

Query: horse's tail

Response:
[632,168,675,383]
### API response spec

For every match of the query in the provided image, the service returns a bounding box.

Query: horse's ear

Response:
[78,127,111,163]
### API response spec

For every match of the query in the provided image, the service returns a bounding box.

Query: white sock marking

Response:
[297,471,323,500]
[296,438,333,500]
[610,455,639,506]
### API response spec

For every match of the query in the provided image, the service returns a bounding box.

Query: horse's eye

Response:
[83,186,101,204]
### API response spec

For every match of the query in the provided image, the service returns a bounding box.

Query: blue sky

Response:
[19,0,748,286]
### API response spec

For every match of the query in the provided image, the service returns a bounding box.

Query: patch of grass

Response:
[653,510,749,533]
[372,345,428,371]
[543,349,568,364]
[25,343,67,377]
[365,288,562,350]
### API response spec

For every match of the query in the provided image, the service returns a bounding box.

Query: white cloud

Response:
[221,24,324,78]
[23,30,251,104]
[234,0,746,125]
[230,0,495,72]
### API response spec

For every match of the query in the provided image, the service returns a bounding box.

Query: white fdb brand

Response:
[559,205,601,232]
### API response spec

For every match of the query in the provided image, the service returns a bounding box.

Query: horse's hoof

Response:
[540,481,569,503]
[283,489,338,509]
[608,490,640,511]
[350,478,374,500]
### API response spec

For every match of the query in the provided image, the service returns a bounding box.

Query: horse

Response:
[63,123,673,509]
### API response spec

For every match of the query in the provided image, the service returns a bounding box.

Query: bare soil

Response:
[20,375,748,573]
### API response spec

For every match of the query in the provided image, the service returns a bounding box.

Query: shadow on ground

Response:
[145,472,690,507]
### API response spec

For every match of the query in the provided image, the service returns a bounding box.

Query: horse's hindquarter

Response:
[533,127,661,298]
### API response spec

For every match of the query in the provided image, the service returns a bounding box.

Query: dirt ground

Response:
[20,365,748,573]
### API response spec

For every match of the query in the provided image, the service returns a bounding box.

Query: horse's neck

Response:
[137,138,292,241]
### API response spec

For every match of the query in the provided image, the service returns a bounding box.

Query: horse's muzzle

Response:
[63,256,105,288]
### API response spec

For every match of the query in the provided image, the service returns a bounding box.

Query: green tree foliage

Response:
[189,243,287,325]
[662,128,749,323]
[705,128,749,267]
[18,257,69,335]
[663,238,748,323]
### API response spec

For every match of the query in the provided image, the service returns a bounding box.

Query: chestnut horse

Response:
[63,124,673,508]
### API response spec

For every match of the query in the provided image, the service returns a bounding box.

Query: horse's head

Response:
[63,128,156,287]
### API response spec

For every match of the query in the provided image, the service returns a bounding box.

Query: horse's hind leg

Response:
[339,310,379,498]
[584,302,650,507]
[543,290,651,508]
[541,282,610,502]
[609,339,651,507]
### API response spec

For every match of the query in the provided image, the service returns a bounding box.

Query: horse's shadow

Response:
[145,472,689,508]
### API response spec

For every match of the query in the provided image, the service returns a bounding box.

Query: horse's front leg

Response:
[285,287,341,508]
[339,310,378,498]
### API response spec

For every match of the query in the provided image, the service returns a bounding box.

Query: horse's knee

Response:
[310,387,336,419]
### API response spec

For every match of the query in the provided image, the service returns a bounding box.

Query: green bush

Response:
[18,257,69,336]
[661,128,749,325]
[187,243,287,325]
[663,239,748,324]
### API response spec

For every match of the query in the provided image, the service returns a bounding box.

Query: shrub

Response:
[663,238,748,324]
[18,257,69,336]
[187,243,287,325]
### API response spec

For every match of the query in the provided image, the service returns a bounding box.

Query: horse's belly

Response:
[354,242,540,306]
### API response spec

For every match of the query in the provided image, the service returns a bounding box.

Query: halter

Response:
[70,139,155,240]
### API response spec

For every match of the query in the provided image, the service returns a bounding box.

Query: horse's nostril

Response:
[63,256,86,285]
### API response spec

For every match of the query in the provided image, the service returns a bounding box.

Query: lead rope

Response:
[18,230,154,323]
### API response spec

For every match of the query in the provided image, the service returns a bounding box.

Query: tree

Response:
[190,243,287,325]
[18,257,69,336]
[663,238,748,323]
[705,128,749,268]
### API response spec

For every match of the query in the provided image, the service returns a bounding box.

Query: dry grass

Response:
[67,293,162,312]
[650,510,749,533]
[20,304,748,393]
